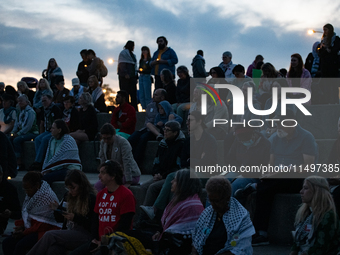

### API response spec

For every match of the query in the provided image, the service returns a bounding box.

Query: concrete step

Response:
[22,138,336,174]
[99,105,340,140]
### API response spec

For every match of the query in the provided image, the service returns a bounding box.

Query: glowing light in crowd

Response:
[308,29,322,35]
[108,59,114,64]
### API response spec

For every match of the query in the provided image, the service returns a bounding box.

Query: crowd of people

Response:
[1,23,340,254]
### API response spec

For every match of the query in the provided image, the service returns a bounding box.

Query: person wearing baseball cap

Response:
[69,78,84,105]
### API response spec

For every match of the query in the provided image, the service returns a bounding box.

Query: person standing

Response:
[150,36,178,90]
[218,51,236,83]
[118,41,138,111]
[76,49,91,87]
[286,53,312,105]
[138,46,152,110]
[191,50,208,78]
[42,58,63,93]
[246,55,264,77]
[318,23,340,104]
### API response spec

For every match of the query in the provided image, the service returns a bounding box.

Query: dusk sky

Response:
[1,0,339,92]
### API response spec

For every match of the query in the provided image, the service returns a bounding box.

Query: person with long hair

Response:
[27,170,97,255]
[258,62,282,107]
[327,117,340,217]
[41,119,81,184]
[318,23,340,104]
[133,169,203,255]
[118,40,138,110]
[32,78,53,110]
[42,58,63,92]
[154,170,203,251]
[70,160,136,255]
[290,176,340,255]
[138,46,152,110]
[2,172,62,255]
[287,53,312,105]
[17,81,35,105]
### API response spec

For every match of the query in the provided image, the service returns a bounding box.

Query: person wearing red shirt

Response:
[71,160,136,255]
[110,90,136,139]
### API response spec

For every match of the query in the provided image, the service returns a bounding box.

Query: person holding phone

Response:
[27,170,97,255]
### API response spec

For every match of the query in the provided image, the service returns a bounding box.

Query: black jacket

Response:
[0,131,17,178]
[153,131,185,178]
[176,76,191,104]
[0,180,21,234]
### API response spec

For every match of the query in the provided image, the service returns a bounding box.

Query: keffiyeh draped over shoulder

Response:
[22,180,62,229]
[193,197,255,255]
[161,194,204,237]
[118,48,137,73]
[42,134,81,172]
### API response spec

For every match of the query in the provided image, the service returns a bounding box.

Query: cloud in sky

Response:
[0,0,154,48]
[0,0,338,91]
[147,0,340,32]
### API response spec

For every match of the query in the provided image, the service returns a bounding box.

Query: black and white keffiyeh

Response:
[192,197,255,255]
[22,180,62,229]
[42,134,81,172]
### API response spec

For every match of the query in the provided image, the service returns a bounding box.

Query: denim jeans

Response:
[139,74,152,109]
[34,131,52,163]
[172,102,190,128]
[12,133,38,158]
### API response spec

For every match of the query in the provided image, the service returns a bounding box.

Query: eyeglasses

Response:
[163,128,172,132]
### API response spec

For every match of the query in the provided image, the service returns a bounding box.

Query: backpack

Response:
[98,58,108,78]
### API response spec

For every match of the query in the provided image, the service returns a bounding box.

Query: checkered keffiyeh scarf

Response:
[22,180,62,229]
[42,134,81,172]
[192,197,255,255]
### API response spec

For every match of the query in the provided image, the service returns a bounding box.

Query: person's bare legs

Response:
[70,130,89,145]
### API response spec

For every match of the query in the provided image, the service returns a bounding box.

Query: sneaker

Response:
[252,234,269,246]
[140,205,155,220]
[234,183,256,200]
